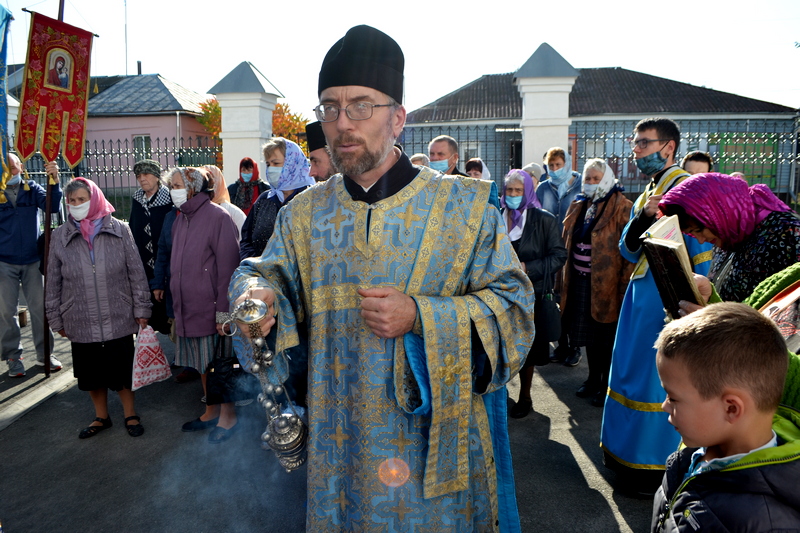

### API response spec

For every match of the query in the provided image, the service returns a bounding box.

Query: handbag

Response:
[537,260,562,343]
[131,325,172,391]
[206,335,258,405]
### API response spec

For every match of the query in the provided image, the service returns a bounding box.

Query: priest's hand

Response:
[358,287,417,339]
[234,288,277,338]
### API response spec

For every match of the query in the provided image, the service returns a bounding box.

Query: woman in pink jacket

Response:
[46,177,151,439]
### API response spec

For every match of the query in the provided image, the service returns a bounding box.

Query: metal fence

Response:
[402,117,800,203]
[400,124,523,192]
[18,136,219,221]
[571,118,799,201]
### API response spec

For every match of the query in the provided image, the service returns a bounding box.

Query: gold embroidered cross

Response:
[395,203,423,231]
[329,424,350,448]
[389,497,413,521]
[333,488,348,513]
[330,206,348,233]
[392,427,414,454]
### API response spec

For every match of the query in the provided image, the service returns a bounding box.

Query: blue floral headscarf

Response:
[266,138,315,202]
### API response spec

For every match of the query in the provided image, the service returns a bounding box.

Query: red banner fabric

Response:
[16,13,92,168]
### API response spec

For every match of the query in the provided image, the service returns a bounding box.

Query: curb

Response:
[0,370,75,432]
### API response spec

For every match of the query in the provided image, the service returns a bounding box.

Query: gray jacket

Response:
[46,215,151,344]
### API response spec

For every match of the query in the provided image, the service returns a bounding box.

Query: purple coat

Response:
[45,215,151,344]
[170,193,240,338]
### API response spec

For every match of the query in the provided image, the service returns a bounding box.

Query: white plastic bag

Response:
[132,325,171,391]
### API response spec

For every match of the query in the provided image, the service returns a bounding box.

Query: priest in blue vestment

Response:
[229,25,536,532]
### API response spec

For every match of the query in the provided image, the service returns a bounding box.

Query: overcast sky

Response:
[5,0,799,120]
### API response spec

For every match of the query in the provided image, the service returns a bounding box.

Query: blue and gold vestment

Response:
[230,166,535,532]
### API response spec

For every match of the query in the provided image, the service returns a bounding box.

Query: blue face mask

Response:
[429,159,450,173]
[505,195,523,210]
[636,150,667,176]
[6,174,21,186]
[582,183,599,197]
[240,172,253,182]
[548,166,570,184]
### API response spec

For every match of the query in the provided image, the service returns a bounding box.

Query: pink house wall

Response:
[86,114,208,146]
[83,114,213,188]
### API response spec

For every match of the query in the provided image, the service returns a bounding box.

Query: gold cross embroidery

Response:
[392,427,414,454]
[329,424,350,448]
[389,497,413,522]
[330,206,348,233]
[395,203,423,231]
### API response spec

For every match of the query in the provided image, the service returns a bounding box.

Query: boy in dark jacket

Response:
[652,302,800,532]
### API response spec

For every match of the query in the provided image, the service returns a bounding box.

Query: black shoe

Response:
[79,417,112,439]
[576,382,599,398]
[208,423,239,444]
[591,390,606,407]
[509,398,532,419]
[564,347,582,367]
[125,415,145,437]
[549,344,568,364]
[182,417,219,432]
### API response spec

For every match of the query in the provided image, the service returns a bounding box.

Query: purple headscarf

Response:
[501,169,541,230]
[659,172,791,249]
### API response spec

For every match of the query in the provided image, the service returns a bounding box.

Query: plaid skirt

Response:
[175,334,216,373]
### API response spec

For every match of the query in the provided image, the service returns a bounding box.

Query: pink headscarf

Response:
[69,177,115,250]
[659,172,791,249]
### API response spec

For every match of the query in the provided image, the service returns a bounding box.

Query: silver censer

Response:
[227,298,308,472]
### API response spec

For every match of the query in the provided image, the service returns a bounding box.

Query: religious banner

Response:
[0,4,16,203]
[16,12,92,168]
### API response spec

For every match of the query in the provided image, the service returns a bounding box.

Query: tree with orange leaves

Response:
[198,98,223,167]
[272,102,309,152]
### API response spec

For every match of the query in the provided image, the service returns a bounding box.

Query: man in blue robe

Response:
[600,118,713,495]
[229,25,535,532]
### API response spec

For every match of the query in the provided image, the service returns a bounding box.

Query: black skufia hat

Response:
[318,25,404,103]
[305,121,326,152]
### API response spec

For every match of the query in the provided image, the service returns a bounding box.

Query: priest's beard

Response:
[330,121,396,178]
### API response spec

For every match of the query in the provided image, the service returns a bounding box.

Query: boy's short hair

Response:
[655,302,788,412]
[681,151,714,172]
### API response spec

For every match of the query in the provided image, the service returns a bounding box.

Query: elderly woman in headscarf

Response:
[205,165,246,237]
[536,147,582,234]
[167,166,241,443]
[502,169,567,418]
[558,159,634,406]
[46,177,151,439]
[239,137,315,259]
[129,159,173,334]
[465,158,491,181]
[227,157,268,216]
[660,172,800,304]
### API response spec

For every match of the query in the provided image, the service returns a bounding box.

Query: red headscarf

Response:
[69,177,115,250]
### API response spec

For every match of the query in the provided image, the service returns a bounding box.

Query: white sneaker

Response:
[8,358,25,377]
[35,356,63,371]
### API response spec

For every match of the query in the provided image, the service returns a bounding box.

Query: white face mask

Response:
[170,189,188,208]
[267,166,282,189]
[68,201,91,221]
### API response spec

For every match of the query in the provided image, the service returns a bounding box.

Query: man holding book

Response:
[599,118,714,495]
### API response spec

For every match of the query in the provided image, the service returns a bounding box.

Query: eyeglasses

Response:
[313,102,393,123]
[629,138,669,151]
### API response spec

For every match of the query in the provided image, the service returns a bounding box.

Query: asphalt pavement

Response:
[0,312,653,532]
